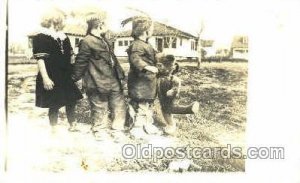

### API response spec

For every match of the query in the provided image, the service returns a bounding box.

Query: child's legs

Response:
[160,95,199,114]
[162,111,176,135]
[65,102,76,124]
[131,100,154,128]
[108,91,126,131]
[48,107,60,126]
[169,102,195,114]
[86,90,109,132]
[162,111,175,126]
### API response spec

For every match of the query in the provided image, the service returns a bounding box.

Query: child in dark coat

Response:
[123,16,160,139]
[72,12,126,141]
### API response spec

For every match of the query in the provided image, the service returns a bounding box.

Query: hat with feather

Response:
[85,11,107,26]
[121,16,153,38]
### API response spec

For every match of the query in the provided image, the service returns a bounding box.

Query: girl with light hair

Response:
[32,7,83,133]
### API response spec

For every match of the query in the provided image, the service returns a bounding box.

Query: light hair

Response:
[40,7,66,30]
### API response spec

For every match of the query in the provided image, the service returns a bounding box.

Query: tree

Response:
[196,20,205,68]
[8,42,26,55]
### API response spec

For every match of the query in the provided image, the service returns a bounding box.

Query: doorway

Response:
[156,38,163,52]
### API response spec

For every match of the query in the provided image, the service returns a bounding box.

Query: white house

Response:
[63,24,86,54]
[114,22,200,60]
[230,35,248,60]
[27,22,200,60]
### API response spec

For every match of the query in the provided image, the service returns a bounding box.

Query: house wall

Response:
[163,37,199,59]
[232,48,248,60]
[67,35,84,54]
[114,37,134,57]
[114,36,199,59]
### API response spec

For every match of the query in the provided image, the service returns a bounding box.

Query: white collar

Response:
[34,27,67,40]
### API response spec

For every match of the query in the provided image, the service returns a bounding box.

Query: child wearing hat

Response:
[124,16,161,139]
[72,12,127,141]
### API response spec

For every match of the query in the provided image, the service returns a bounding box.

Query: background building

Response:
[230,35,248,60]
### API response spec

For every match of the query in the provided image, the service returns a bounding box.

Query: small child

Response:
[122,16,160,139]
[157,55,200,135]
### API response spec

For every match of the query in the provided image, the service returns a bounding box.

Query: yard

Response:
[6,61,247,173]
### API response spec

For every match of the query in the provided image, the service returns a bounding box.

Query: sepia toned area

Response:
[7,61,247,172]
[7,0,248,173]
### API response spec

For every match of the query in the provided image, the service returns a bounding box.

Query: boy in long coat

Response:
[123,16,160,138]
[72,13,126,141]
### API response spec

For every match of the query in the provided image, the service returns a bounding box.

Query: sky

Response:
[9,0,253,48]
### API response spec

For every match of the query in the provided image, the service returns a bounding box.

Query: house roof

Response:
[28,21,197,40]
[231,35,248,49]
[116,21,197,39]
[64,24,87,37]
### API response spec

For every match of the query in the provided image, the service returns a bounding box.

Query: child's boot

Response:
[192,101,200,114]
[130,115,148,139]
[68,121,80,132]
[164,124,176,135]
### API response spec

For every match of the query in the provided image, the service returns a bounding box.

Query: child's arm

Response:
[130,44,158,73]
[144,66,158,73]
[37,59,54,90]
[166,76,181,97]
[32,34,54,90]
[72,40,91,81]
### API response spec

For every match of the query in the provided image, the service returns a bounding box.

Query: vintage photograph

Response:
[6,0,248,173]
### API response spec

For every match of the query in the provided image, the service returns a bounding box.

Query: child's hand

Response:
[75,79,83,90]
[144,66,158,73]
[70,55,76,64]
[166,89,176,97]
[43,77,54,90]
[120,79,127,89]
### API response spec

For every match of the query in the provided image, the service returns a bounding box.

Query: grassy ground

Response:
[6,61,247,173]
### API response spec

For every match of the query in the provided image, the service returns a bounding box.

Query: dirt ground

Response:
[6,61,247,173]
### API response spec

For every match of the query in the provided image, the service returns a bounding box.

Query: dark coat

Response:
[73,34,125,94]
[32,33,83,108]
[158,75,181,112]
[127,39,157,101]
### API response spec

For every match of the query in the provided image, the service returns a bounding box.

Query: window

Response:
[124,40,128,46]
[130,41,133,45]
[172,38,177,48]
[75,38,80,47]
[28,38,33,48]
[235,49,243,53]
[163,37,170,48]
[180,38,182,46]
[191,41,198,51]
[163,37,176,48]
[118,40,123,46]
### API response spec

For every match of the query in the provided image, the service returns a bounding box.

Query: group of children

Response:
[124,16,200,139]
[32,9,199,141]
